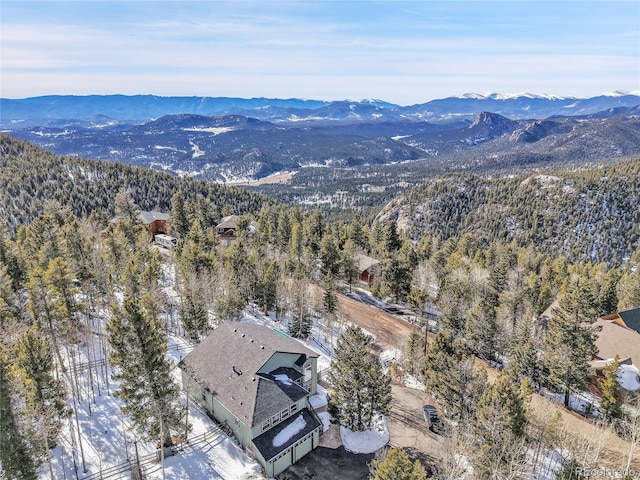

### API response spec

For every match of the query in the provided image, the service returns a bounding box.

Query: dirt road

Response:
[336,293,415,351]
[336,292,639,472]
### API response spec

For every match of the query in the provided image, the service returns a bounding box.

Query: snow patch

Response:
[274,374,292,385]
[340,414,389,454]
[618,363,640,391]
[309,384,328,410]
[317,412,331,432]
[273,416,306,448]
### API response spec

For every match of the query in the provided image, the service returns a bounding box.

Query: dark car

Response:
[422,404,440,430]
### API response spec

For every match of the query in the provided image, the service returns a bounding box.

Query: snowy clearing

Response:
[340,414,389,454]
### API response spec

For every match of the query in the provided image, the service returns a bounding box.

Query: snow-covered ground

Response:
[618,363,640,391]
[540,388,602,418]
[38,264,397,479]
[40,327,264,479]
[340,414,389,454]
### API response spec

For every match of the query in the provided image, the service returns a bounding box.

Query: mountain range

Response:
[1,91,639,185]
[2,91,639,124]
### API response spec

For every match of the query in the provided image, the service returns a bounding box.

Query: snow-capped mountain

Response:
[1,92,638,126]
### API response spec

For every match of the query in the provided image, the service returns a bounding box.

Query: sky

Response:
[1,1,639,105]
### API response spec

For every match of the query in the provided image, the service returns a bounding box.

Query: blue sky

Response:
[1,1,638,104]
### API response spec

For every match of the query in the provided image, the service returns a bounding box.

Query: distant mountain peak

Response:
[456,92,569,101]
[602,90,640,97]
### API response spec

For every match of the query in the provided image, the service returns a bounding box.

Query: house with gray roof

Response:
[139,210,170,235]
[179,323,322,477]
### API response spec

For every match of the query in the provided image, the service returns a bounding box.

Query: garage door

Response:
[294,436,313,461]
[273,448,293,476]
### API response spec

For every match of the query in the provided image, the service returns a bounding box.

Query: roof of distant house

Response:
[618,307,640,334]
[180,323,317,428]
[356,253,381,274]
[139,210,170,224]
[594,317,640,368]
[216,215,238,230]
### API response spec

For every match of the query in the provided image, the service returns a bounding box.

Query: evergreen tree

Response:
[0,359,37,480]
[107,294,186,446]
[255,260,280,315]
[382,254,411,303]
[370,448,428,480]
[328,326,391,431]
[507,318,541,389]
[179,271,209,341]
[304,209,324,257]
[323,273,338,316]
[383,221,402,254]
[422,328,486,421]
[471,373,530,479]
[9,324,66,462]
[288,272,312,339]
[544,274,598,408]
[600,356,623,419]
[320,235,340,277]
[170,192,189,239]
[114,188,140,223]
[405,327,425,376]
[339,240,359,292]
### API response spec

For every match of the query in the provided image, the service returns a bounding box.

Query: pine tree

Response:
[422,328,486,421]
[471,373,530,479]
[323,273,338,316]
[114,188,140,223]
[0,359,37,480]
[383,221,402,254]
[9,324,66,461]
[507,318,541,389]
[328,326,391,431]
[370,448,428,480]
[288,273,312,339]
[320,235,340,277]
[255,260,280,315]
[405,327,426,376]
[170,192,189,239]
[600,356,622,419]
[339,240,359,292]
[107,294,186,446]
[179,271,209,341]
[544,274,598,409]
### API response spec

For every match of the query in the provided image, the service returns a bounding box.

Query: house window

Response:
[304,362,312,384]
[201,389,207,403]
[272,414,280,425]
[290,404,298,414]
[262,419,270,432]
[281,408,290,420]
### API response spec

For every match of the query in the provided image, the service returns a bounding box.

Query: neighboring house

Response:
[356,253,381,286]
[139,210,170,235]
[613,308,640,334]
[215,215,258,247]
[179,323,322,477]
[592,314,640,392]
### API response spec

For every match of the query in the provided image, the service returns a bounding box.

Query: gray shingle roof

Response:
[216,215,238,230]
[619,308,640,334]
[180,323,318,428]
[139,210,170,224]
[252,409,321,462]
[356,253,380,274]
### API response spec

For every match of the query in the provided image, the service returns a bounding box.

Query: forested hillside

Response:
[0,134,271,231]
[377,160,640,266]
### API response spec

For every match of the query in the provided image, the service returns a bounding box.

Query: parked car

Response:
[422,404,440,430]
